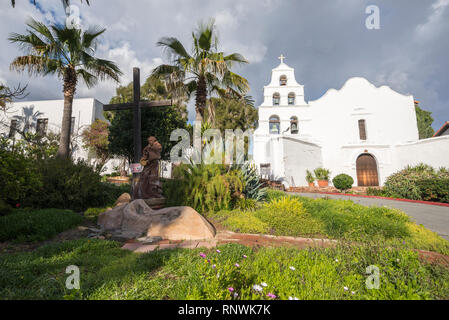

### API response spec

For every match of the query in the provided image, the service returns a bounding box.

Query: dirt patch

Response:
[417,250,449,267]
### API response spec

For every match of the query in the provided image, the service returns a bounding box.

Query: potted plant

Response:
[314,168,331,187]
[306,170,315,187]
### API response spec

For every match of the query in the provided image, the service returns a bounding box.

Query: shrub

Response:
[314,168,331,181]
[237,162,267,201]
[255,197,324,236]
[306,170,315,184]
[164,163,244,213]
[24,158,129,212]
[332,174,354,192]
[235,198,257,211]
[222,212,269,234]
[0,199,12,216]
[0,209,83,242]
[384,164,449,200]
[0,147,42,206]
[416,179,449,204]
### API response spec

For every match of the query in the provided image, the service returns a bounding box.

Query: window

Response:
[290,116,298,134]
[36,118,48,136]
[8,120,18,138]
[280,75,287,86]
[269,115,280,134]
[358,119,367,140]
[272,93,280,106]
[288,92,296,105]
[71,117,76,135]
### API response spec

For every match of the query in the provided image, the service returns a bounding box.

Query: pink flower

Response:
[212,264,216,269]
[216,249,221,253]
[242,255,248,259]
[235,263,240,268]
[228,287,234,293]
[267,293,277,299]
[199,253,207,258]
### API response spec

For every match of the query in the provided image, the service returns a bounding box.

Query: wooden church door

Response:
[356,154,379,187]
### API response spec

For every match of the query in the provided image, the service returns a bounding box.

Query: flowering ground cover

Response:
[208,190,449,255]
[1,239,448,300]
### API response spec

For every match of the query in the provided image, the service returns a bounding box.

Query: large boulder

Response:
[98,200,216,241]
[115,193,131,207]
[121,199,155,235]
[98,204,126,231]
[148,206,216,240]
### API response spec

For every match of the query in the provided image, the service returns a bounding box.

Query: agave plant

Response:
[233,162,267,201]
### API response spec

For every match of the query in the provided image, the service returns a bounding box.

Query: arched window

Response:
[290,116,298,134]
[288,92,296,105]
[358,119,367,140]
[269,115,280,134]
[280,75,287,86]
[272,93,280,106]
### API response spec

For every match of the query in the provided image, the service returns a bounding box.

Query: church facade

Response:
[253,57,449,187]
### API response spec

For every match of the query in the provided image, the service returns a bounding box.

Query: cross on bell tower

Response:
[278,54,286,64]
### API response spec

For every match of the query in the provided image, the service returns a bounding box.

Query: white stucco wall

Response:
[254,60,449,187]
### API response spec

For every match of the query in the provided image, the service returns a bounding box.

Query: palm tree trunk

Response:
[57,68,77,158]
[195,74,207,123]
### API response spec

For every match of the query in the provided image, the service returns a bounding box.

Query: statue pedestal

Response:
[144,197,166,210]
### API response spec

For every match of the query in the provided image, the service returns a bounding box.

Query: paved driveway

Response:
[289,193,449,240]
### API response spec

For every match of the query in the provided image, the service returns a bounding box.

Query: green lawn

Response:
[0,209,83,243]
[0,239,448,300]
[208,190,449,255]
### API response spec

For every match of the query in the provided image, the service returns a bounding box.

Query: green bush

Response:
[222,212,269,234]
[164,163,244,213]
[314,168,331,181]
[24,158,129,212]
[0,209,83,242]
[416,179,449,204]
[332,174,354,192]
[0,199,12,216]
[384,164,449,201]
[306,170,315,184]
[0,148,42,206]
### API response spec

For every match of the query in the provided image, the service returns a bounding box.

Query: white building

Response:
[253,56,449,187]
[0,98,121,173]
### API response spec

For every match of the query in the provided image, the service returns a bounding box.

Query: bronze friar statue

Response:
[133,136,163,199]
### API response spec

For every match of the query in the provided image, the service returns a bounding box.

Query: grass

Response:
[0,239,448,300]
[0,209,83,243]
[208,190,449,255]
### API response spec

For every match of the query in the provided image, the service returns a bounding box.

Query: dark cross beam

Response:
[103,67,172,198]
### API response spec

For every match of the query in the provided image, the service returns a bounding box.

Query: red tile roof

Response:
[433,121,449,137]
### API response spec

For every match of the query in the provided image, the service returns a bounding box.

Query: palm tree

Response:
[152,19,250,123]
[9,18,122,158]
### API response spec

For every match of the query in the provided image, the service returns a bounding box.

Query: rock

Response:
[137,236,163,244]
[147,207,216,241]
[98,204,126,231]
[110,231,143,242]
[115,193,131,207]
[144,198,166,209]
[121,199,155,235]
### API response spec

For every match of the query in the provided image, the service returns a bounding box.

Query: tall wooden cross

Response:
[103,67,172,197]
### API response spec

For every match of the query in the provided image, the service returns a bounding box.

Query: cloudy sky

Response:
[0,0,448,129]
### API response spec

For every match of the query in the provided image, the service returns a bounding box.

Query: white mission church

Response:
[253,55,449,187]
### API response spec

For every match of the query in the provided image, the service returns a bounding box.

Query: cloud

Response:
[0,0,448,129]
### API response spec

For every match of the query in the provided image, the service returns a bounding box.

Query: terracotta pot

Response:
[308,182,315,188]
[317,180,329,187]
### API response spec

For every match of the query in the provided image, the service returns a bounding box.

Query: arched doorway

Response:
[356,154,379,186]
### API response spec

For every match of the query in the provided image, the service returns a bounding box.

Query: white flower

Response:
[335,259,339,262]
[261,282,268,287]
[234,293,239,298]
[344,286,349,291]
[396,259,400,262]
[351,291,356,295]
[289,296,299,300]
[253,284,263,292]
[289,266,296,271]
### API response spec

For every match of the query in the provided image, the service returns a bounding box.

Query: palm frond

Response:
[157,37,191,61]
